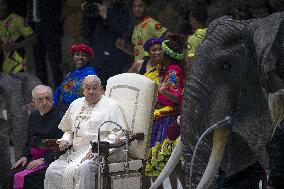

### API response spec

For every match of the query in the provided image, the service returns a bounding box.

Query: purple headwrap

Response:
[143,37,163,51]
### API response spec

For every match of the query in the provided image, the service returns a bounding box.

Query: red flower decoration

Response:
[64,80,75,90]
[70,44,95,57]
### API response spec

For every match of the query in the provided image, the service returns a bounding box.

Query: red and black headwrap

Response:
[70,44,95,57]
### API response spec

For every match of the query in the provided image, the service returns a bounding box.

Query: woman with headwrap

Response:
[128,37,163,84]
[53,44,97,111]
[145,33,186,188]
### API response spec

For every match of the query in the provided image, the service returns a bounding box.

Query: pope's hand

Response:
[57,140,69,151]
[81,149,97,163]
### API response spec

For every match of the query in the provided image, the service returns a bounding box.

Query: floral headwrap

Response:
[143,37,163,51]
[70,44,95,57]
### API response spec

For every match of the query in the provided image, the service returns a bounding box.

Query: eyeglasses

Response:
[34,96,53,103]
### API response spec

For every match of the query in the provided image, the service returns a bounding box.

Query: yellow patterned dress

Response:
[132,17,167,62]
[145,64,184,176]
[0,13,33,73]
[144,65,159,84]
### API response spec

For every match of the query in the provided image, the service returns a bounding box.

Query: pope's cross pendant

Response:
[75,123,81,137]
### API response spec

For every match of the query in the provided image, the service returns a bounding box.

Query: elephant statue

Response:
[0,72,42,185]
[151,12,284,189]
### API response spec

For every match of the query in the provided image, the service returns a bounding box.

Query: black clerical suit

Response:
[26,0,63,87]
[7,107,64,189]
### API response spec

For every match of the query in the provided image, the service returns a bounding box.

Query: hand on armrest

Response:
[42,139,71,152]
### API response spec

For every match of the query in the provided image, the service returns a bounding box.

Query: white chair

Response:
[94,73,157,189]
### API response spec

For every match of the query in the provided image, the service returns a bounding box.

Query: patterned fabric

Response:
[13,165,48,189]
[146,116,179,176]
[143,37,163,51]
[158,64,184,107]
[0,13,33,73]
[146,64,184,176]
[53,66,96,106]
[144,65,159,84]
[132,17,167,62]
[187,28,207,58]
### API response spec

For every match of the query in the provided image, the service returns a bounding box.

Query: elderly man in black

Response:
[7,85,64,189]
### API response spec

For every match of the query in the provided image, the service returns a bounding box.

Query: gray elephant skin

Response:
[0,72,42,185]
[151,12,284,189]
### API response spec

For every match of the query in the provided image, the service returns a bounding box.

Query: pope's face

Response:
[83,77,102,105]
[74,51,89,68]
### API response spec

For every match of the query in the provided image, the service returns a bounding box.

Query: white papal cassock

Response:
[44,96,128,189]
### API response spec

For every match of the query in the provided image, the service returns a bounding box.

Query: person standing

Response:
[186,5,208,72]
[116,0,168,62]
[146,33,186,189]
[26,0,63,87]
[0,0,35,73]
[128,37,163,84]
[53,44,97,112]
[81,0,131,88]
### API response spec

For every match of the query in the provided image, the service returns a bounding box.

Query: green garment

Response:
[0,13,33,73]
[187,28,207,58]
[132,17,167,62]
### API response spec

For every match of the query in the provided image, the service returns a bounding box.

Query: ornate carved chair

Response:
[92,73,157,189]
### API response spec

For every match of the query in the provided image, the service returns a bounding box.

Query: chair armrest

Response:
[42,139,73,153]
[91,133,144,152]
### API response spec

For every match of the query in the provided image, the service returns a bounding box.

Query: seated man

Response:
[44,75,129,189]
[7,85,65,189]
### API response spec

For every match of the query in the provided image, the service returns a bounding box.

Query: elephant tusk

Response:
[2,110,8,121]
[150,139,182,189]
[196,128,228,189]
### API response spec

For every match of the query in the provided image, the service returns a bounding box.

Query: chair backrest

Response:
[105,73,157,160]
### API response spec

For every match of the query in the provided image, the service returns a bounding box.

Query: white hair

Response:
[83,75,101,86]
[32,85,53,98]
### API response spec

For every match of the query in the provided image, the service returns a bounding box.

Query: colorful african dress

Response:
[145,64,184,176]
[0,13,33,73]
[132,17,167,62]
[53,65,96,109]
[144,65,159,84]
[187,28,207,58]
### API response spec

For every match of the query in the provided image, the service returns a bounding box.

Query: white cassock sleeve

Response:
[58,104,74,145]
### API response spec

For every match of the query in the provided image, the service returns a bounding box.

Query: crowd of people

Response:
[1,0,283,189]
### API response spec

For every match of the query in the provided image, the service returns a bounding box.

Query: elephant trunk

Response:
[150,140,182,189]
[196,128,228,189]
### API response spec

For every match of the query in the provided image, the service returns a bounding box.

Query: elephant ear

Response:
[250,12,284,92]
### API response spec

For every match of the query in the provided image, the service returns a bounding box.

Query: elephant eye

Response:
[221,63,231,71]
